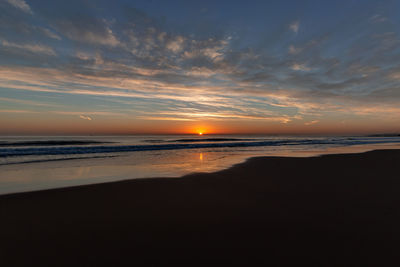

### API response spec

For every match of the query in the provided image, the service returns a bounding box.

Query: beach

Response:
[1,149,400,265]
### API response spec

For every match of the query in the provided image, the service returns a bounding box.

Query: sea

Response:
[1,134,400,195]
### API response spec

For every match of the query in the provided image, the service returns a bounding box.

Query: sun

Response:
[195,129,205,135]
[191,126,209,135]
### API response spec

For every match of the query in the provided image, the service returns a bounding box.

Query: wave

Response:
[143,138,254,143]
[0,140,109,147]
[0,155,117,166]
[171,138,254,142]
[1,137,400,157]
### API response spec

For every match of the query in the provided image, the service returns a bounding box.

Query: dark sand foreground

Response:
[1,149,400,265]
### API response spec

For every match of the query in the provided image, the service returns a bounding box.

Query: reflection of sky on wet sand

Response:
[1,143,400,195]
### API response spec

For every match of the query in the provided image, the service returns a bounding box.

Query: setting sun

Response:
[192,127,208,135]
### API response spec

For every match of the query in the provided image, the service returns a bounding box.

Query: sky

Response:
[1,0,400,135]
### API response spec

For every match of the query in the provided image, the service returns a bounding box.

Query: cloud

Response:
[180,37,230,67]
[289,21,300,33]
[1,61,400,126]
[40,28,61,40]
[370,14,387,23]
[291,63,311,71]
[288,45,301,54]
[53,111,121,116]
[53,18,119,47]
[79,115,92,121]
[304,120,319,125]
[388,71,400,81]
[0,109,38,113]
[138,110,298,123]
[5,0,32,14]
[0,97,56,107]
[166,36,185,53]
[1,2,400,132]
[1,39,56,56]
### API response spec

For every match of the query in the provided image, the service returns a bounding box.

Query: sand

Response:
[1,149,400,265]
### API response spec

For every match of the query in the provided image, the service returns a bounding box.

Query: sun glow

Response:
[186,125,212,135]
[193,127,207,135]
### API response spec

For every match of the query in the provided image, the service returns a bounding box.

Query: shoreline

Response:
[1,144,400,196]
[1,149,400,264]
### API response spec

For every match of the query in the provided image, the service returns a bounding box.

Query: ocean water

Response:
[1,135,400,195]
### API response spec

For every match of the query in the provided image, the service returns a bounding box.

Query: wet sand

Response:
[1,149,400,265]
